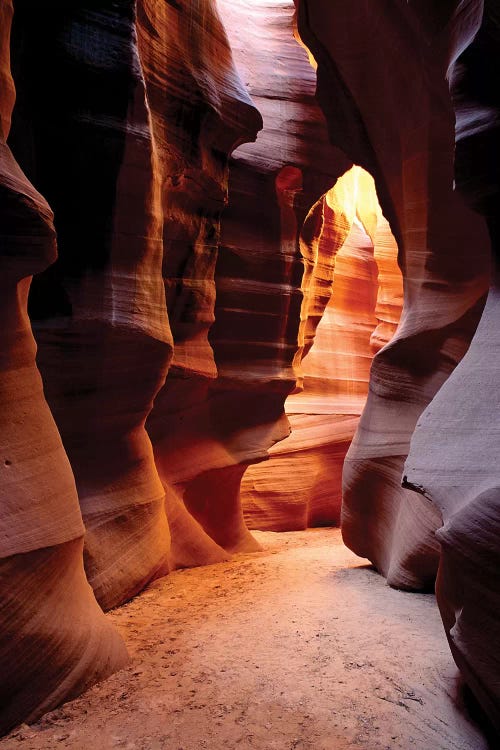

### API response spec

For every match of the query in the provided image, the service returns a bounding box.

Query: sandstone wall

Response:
[404,0,500,730]
[242,167,403,531]
[0,1,127,733]
[2,0,499,736]
[2,0,265,727]
[295,0,490,590]
[295,0,499,729]
[9,0,173,610]
[142,0,264,559]
[151,0,349,547]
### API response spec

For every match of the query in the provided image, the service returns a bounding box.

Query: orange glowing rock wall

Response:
[242,168,403,531]
[9,1,174,611]
[170,0,350,543]
[2,0,358,728]
[0,1,127,734]
[1,0,264,730]
[142,0,264,559]
[8,0,265,609]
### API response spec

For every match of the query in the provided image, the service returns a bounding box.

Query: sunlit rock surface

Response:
[405,1,500,731]
[143,0,263,559]
[0,1,127,733]
[1,0,499,739]
[295,0,490,590]
[242,167,403,531]
[208,0,350,538]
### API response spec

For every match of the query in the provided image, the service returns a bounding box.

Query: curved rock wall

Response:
[404,0,500,731]
[9,0,173,610]
[2,0,500,737]
[242,167,403,531]
[142,0,264,559]
[3,0,353,727]
[2,0,266,728]
[0,1,127,734]
[295,0,490,590]
[200,0,350,542]
[296,0,499,730]
[9,0,266,607]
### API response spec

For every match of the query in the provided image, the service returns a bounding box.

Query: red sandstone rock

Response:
[243,168,403,531]
[0,1,127,733]
[8,1,174,610]
[295,0,490,589]
[2,0,499,737]
[191,0,350,541]
[141,0,264,558]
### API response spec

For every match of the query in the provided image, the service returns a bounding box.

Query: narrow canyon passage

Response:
[1,530,487,750]
[1,0,500,743]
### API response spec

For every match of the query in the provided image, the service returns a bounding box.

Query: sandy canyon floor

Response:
[1,529,490,750]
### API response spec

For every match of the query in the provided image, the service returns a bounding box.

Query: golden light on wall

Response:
[242,166,403,531]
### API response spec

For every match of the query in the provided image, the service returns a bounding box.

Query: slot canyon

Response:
[0,0,498,748]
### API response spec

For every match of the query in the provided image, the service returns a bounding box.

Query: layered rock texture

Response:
[295,0,490,590]
[142,0,263,559]
[0,0,128,734]
[9,0,264,608]
[2,0,263,730]
[295,0,499,731]
[9,0,175,611]
[404,1,500,732]
[242,167,403,531]
[1,0,500,739]
[150,0,351,547]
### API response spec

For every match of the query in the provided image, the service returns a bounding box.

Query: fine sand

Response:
[1,529,489,750]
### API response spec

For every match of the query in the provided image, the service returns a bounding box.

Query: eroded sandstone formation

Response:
[0,0,128,733]
[8,0,266,607]
[295,0,490,590]
[1,0,267,728]
[147,0,350,550]
[1,0,499,739]
[9,0,174,610]
[142,0,264,559]
[404,0,500,731]
[295,0,499,731]
[242,167,403,531]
